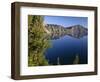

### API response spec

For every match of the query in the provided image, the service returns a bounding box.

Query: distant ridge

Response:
[44,24,87,39]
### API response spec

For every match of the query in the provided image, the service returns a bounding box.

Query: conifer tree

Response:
[28,15,50,66]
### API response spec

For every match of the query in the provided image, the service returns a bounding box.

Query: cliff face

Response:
[45,24,66,34]
[65,25,88,38]
[44,24,87,39]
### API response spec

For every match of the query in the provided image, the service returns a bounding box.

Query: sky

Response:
[44,16,88,28]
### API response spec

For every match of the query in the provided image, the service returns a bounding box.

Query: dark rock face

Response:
[45,24,66,34]
[45,24,88,39]
[65,25,88,38]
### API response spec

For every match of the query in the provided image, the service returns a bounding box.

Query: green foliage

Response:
[28,15,50,66]
[73,54,79,64]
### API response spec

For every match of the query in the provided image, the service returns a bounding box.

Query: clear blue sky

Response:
[44,16,88,28]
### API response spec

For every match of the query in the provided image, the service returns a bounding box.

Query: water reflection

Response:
[44,29,88,65]
[46,31,87,40]
[45,24,88,40]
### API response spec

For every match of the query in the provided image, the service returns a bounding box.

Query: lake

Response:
[44,35,88,65]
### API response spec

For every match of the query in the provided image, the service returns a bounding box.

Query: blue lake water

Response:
[44,35,88,65]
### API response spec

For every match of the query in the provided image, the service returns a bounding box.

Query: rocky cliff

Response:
[44,24,87,39]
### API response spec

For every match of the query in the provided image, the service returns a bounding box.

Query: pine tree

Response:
[28,15,50,66]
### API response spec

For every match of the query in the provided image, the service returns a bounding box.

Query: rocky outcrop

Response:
[65,25,88,38]
[44,24,87,39]
[45,24,66,34]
